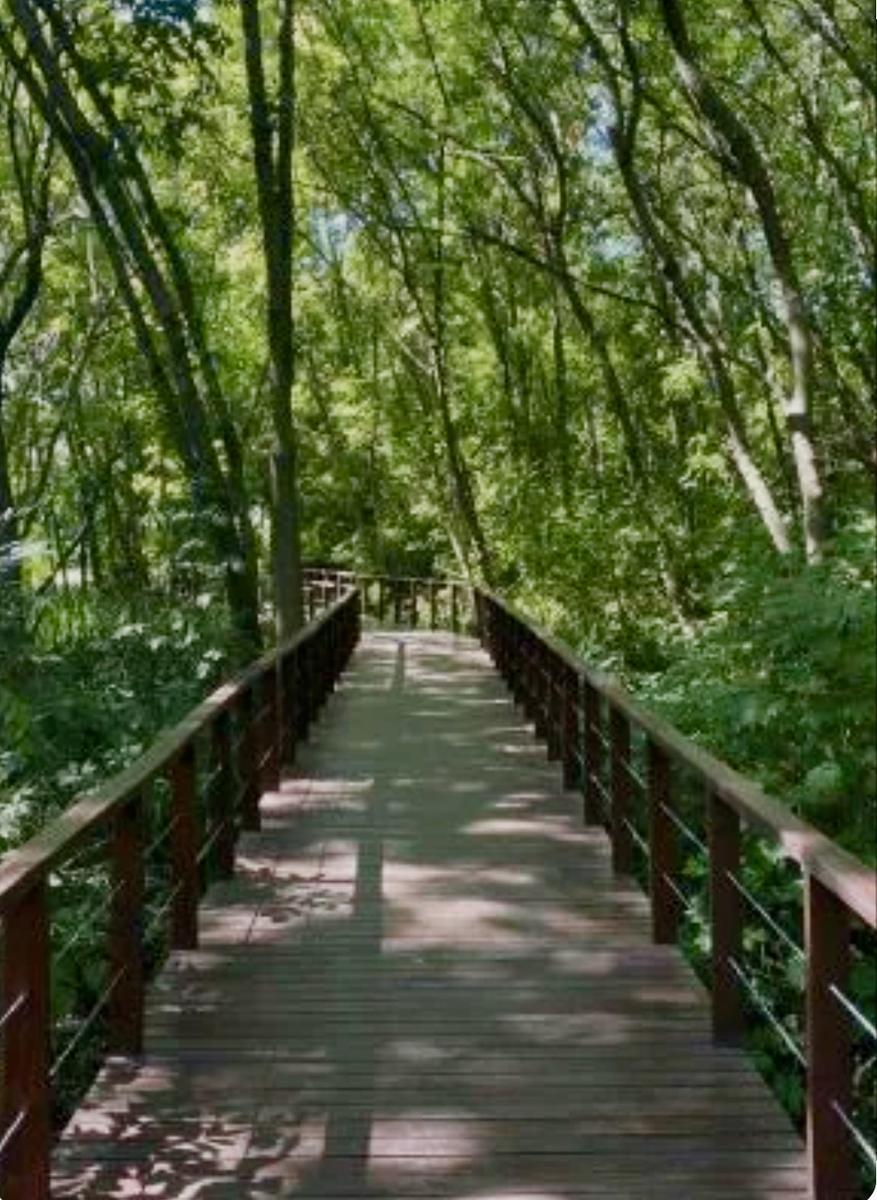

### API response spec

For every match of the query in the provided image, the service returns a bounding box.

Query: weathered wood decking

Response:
[53,631,807,1198]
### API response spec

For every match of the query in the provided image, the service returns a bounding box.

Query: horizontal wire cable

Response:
[143,879,184,937]
[660,801,708,855]
[50,966,127,1081]
[725,871,805,961]
[145,812,180,860]
[0,991,27,1035]
[622,816,650,857]
[196,820,227,866]
[727,955,806,1067]
[54,878,127,968]
[662,871,699,920]
[620,756,647,791]
[0,1107,27,1159]
[832,1100,877,1167]
[829,983,877,1042]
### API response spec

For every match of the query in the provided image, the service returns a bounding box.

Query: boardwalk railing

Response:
[0,590,360,1200]
[2,566,874,1200]
[303,567,476,632]
[476,587,876,1200]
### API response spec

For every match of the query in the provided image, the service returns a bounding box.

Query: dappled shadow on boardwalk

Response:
[53,633,807,1198]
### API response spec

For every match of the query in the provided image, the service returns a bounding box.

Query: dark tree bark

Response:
[239,0,304,638]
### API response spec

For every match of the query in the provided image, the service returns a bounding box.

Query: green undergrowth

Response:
[514,519,876,1193]
[0,587,235,854]
[521,520,877,866]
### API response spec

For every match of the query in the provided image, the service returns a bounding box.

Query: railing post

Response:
[429,581,437,630]
[260,668,280,792]
[410,579,418,627]
[510,619,524,707]
[583,681,603,826]
[533,641,549,740]
[1,881,50,1200]
[609,708,634,875]
[109,794,145,1055]
[212,711,235,879]
[708,792,744,1044]
[647,739,678,944]
[393,581,402,626]
[237,686,260,832]
[806,873,855,1200]
[562,666,581,791]
[451,583,459,633]
[169,741,199,949]
[279,651,297,767]
[546,653,562,761]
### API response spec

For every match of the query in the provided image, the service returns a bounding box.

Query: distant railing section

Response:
[303,568,476,633]
[0,591,361,1200]
[476,588,876,1200]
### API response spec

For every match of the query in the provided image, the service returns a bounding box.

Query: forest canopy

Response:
[0,0,873,862]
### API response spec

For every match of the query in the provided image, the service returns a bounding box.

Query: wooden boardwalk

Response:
[53,631,808,1198]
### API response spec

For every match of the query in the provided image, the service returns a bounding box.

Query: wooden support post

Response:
[562,667,581,790]
[451,583,459,633]
[520,633,534,718]
[109,795,145,1055]
[708,793,744,1044]
[237,687,260,832]
[410,579,418,627]
[261,669,280,793]
[378,577,386,624]
[546,654,562,761]
[1,881,50,1200]
[169,742,199,949]
[298,644,312,740]
[806,874,855,1200]
[393,581,402,626]
[609,708,633,875]
[533,642,549,741]
[280,652,297,767]
[510,622,524,707]
[212,711,235,879]
[583,681,603,826]
[648,739,677,944]
[429,581,437,630]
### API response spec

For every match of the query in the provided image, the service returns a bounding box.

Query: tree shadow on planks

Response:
[52,632,808,1199]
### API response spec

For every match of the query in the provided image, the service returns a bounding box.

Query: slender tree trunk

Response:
[0,377,21,587]
[239,0,304,638]
[657,0,828,560]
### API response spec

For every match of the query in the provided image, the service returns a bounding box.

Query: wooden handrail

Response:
[478,587,876,926]
[0,589,361,1200]
[475,586,876,1200]
[302,567,476,634]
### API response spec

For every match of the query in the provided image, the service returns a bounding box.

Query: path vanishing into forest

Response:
[52,630,807,1198]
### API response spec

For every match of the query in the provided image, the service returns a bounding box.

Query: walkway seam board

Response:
[53,631,806,1198]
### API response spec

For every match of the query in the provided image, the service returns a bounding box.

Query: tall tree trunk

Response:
[0,377,21,587]
[239,0,304,638]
